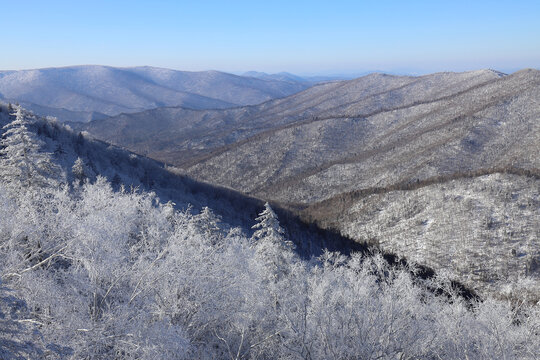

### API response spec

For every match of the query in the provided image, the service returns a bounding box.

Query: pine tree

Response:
[252,203,284,241]
[72,157,87,184]
[193,206,222,245]
[0,106,59,189]
[252,202,295,281]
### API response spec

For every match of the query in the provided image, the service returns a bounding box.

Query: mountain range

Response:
[0,65,310,122]
[75,68,536,202]
[1,65,538,297]
[72,68,540,297]
[242,71,354,83]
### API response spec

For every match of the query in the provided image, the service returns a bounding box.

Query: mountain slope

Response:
[178,69,540,298]
[0,66,310,122]
[75,69,540,297]
[77,69,504,169]
[0,102,365,259]
[1,105,538,358]
[183,69,538,204]
[1,105,539,360]
[303,171,540,297]
[126,67,312,104]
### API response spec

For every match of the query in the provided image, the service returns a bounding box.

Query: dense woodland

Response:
[0,106,539,359]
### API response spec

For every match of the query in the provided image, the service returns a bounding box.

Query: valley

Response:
[69,68,540,298]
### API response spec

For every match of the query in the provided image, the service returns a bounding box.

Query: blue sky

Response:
[2,0,539,74]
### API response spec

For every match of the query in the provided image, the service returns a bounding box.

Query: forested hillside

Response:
[303,172,540,298]
[1,105,539,359]
[76,69,540,297]
[76,69,504,167]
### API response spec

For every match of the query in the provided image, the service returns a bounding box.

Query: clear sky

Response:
[2,0,539,75]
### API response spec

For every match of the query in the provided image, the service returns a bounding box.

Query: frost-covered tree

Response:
[0,281,45,359]
[192,206,222,245]
[252,202,287,243]
[0,174,538,359]
[71,156,94,185]
[0,106,59,189]
[72,157,86,183]
[111,172,122,188]
[252,202,295,281]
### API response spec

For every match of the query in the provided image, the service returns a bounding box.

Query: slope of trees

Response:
[310,172,540,300]
[0,105,538,359]
[1,178,539,359]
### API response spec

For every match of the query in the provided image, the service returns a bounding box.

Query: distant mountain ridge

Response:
[0,65,311,122]
[242,70,358,83]
[243,71,310,84]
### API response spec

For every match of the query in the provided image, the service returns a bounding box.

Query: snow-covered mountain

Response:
[75,68,540,297]
[76,69,505,167]
[1,103,539,359]
[304,171,539,298]
[0,102,366,261]
[0,65,311,122]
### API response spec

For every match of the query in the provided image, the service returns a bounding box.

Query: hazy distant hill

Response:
[243,71,358,83]
[0,66,310,122]
[243,71,311,84]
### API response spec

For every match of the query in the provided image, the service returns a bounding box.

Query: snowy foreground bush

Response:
[0,107,539,359]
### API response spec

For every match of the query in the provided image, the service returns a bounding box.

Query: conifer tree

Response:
[252,202,295,281]
[193,206,222,245]
[72,157,87,184]
[0,105,59,189]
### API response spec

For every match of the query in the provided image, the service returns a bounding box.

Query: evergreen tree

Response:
[54,143,65,157]
[0,106,59,189]
[111,173,122,188]
[72,157,87,184]
[193,206,222,245]
[252,202,295,281]
[252,203,285,241]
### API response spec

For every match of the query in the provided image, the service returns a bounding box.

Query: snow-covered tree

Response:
[252,203,286,243]
[0,106,59,189]
[252,202,295,281]
[71,157,88,184]
[0,280,47,359]
[192,206,222,245]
